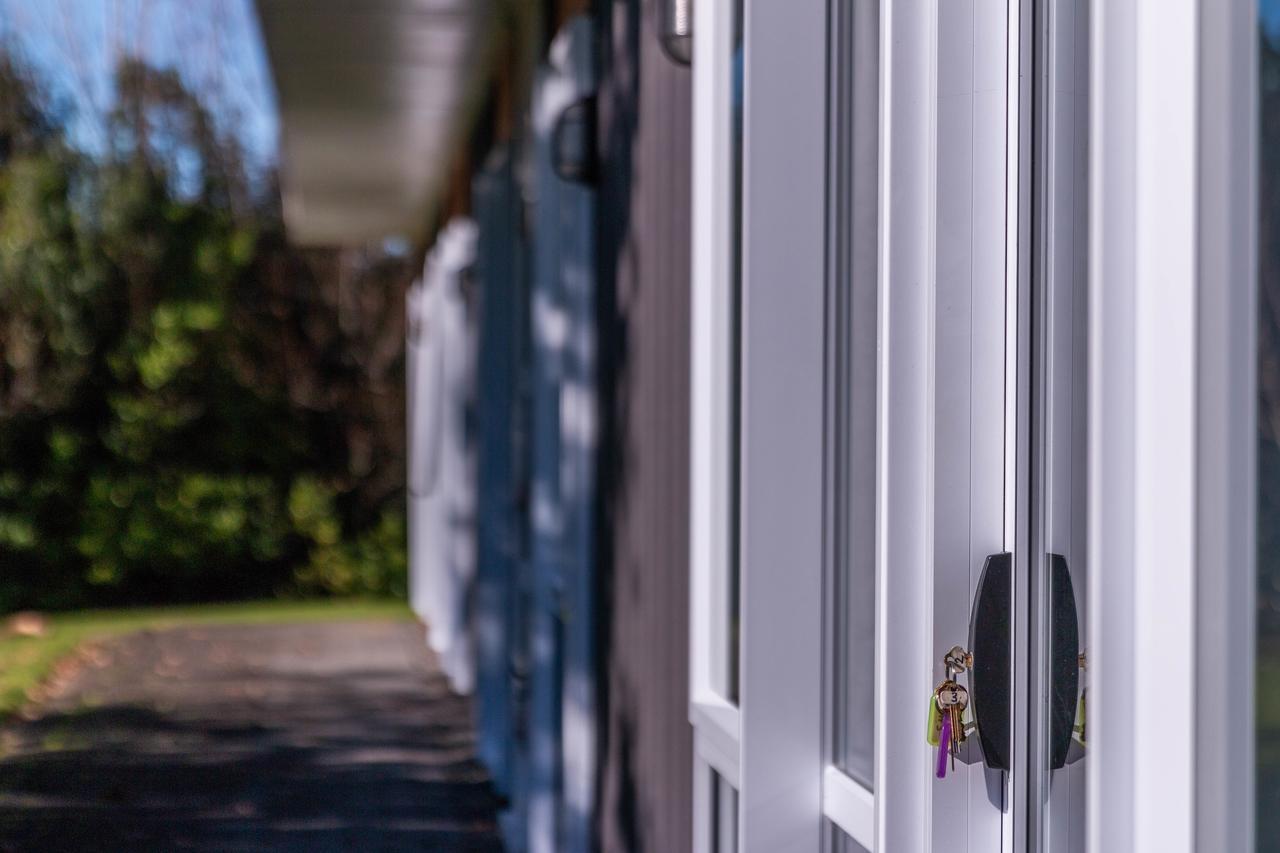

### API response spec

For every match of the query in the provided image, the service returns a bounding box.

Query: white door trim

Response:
[1088,4,1196,849]
[735,0,829,848]
[690,0,741,800]
[1088,2,1257,851]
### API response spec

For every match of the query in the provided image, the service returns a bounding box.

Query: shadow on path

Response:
[0,620,503,852]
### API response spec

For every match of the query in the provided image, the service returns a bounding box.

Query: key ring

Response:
[943,645,972,680]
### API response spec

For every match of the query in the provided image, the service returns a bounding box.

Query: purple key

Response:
[936,712,951,779]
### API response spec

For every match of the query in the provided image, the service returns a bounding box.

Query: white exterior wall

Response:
[407,218,479,695]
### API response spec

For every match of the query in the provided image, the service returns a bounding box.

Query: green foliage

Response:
[291,476,408,599]
[0,53,411,610]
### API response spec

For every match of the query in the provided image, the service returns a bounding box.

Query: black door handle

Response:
[1047,553,1081,770]
[968,552,1012,772]
[959,552,1081,774]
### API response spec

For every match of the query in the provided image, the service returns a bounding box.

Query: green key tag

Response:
[927,696,943,747]
[1072,688,1087,747]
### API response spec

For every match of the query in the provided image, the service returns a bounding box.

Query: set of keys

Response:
[927,645,973,779]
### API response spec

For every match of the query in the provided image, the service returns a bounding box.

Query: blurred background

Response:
[0,0,412,613]
[0,3,454,850]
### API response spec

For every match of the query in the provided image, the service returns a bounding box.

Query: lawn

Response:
[0,599,412,717]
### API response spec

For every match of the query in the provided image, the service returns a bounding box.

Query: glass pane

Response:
[711,771,739,853]
[831,0,879,789]
[1258,4,1280,846]
[834,826,872,853]
[727,0,745,704]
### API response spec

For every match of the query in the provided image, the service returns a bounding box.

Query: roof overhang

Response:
[254,0,495,246]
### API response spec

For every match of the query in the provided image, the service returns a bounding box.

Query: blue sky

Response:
[1268,0,1280,40]
[0,0,278,171]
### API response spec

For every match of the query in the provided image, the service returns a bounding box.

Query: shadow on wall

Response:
[593,0,694,850]
[594,0,642,848]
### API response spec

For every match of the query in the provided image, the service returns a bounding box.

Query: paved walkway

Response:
[0,620,503,852]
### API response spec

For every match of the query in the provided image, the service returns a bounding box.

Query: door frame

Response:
[695,0,1022,849]
[690,0,835,848]
[690,2,742,843]
[692,0,1259,850]
[1087,2,1256,850]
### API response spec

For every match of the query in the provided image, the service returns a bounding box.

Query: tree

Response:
[0,51,412,610]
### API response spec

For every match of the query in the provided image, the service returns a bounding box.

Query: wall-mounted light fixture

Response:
[552,96,598,185]
[659,0,692,66]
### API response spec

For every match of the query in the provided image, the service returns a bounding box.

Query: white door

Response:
[932,0,1092,848]
[929,0,1022,847]
[689,0,1093,849]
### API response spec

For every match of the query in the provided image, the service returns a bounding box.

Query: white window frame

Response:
[691,0,927,849]
[692,0,883,849]
[690,0,742,804]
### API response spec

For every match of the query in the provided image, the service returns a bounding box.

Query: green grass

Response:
[0,599,412,717]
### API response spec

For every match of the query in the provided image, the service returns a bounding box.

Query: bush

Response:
[291,477,407,598]
[0,55,410,611]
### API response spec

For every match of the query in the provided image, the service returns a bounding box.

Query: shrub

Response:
[0,55,410,611]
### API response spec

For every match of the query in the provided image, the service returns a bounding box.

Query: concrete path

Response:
[0,620,503,852]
